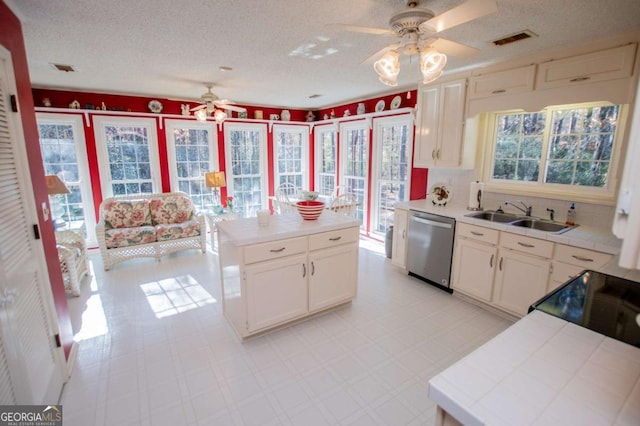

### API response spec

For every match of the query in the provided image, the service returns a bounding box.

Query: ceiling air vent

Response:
[308,94,322,99]
[50,63,76,72]
[492,30,537,47]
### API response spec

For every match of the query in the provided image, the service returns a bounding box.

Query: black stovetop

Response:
[530,270,640,347]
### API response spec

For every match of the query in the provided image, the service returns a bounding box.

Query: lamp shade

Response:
[213,109,227,123]
[374,50,400,81]
[205,171,226,188]
[45,175,70,195]
[420,47,447,79]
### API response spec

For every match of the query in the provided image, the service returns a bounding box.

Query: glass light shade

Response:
[422,69,444,85]
[420,47,447,77]
[194,108,207,122]
[213,109,227,123]
[374,50,400,81]
[378,75,399,87]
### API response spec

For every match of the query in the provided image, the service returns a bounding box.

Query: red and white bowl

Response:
[296,201,325,220]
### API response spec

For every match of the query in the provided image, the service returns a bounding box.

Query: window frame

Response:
[370,114,413,237]
[223,122,268,218]
[164,119,219,211]
[313,123,338,197]
[36,112,97,246]
[272,123,310,191]
[480,102,628,204]
[93,116,161,198]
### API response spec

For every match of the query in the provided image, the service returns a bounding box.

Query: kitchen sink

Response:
[510,219,574,234]
[466,210,521,223]
[466,211,576,234]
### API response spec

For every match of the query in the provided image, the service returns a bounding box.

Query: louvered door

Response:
[0,46,65,404]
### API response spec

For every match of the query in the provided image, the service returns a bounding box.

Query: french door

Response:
[371,115,413,236]
[314,124,337,197]
[273,124,309,190]
[339,120,369,226]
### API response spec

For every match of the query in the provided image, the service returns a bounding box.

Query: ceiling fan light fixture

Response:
[213,109,227,123]
[378,75,399,87]
[421,69,443,85]
[374,50,400,81]
[420,47,447,75]
[194,108,207,122]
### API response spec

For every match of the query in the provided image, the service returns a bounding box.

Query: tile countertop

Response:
[395,200,622,255]
[216,210,361,246]
[428,310,640,426]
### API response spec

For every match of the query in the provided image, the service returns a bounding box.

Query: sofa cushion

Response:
[150,195,194,225]
[156,220,201,241]
[103,199,152,229]
[105,226,157,248]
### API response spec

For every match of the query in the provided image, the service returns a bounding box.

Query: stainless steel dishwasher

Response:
[406,210,456,293]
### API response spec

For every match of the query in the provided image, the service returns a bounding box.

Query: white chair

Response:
[329,193,358,217]
[274,183,299,214]
[331,185,347,199]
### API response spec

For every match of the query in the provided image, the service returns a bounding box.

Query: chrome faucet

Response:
[504,200,532,216]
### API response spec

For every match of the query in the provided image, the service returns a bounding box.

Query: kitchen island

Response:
[216,212,360,339]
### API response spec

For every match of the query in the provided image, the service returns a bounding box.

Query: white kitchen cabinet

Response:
[467,65,536,99]
[245,253,308,332]
[549,244,613,292]
[536,44,636,90]
[493,234,552,317]
[452,238,497,302]
[309,243,358,313]
[391,208,409,268]
[414,78,466,168]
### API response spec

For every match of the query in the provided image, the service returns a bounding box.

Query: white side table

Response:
[204,210,240,249]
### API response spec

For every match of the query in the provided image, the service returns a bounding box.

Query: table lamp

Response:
[205,171,226,211]
[45,174,70,230]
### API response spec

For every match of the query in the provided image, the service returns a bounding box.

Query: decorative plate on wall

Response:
[429,183,452,206]
[148,99,163,113]
[375,100,385,112]
[390,95,402,109]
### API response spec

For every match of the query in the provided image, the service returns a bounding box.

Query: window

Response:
[165,120,218,211]
[94,117,160,198]
[483,103,626,201]
[371,115,413,235]
[273,124,309,190]
[340,120,369,225]
[37,113,97,245]
[224,123,268,217]
[314,124,338,197]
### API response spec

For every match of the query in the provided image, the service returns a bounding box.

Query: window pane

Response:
[493,112,545,182]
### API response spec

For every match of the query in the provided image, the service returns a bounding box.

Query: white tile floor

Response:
[62,239,513,426]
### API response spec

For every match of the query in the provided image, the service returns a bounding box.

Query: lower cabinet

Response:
[245,253,308,332]
[392,209,409,268]
[452,238,497,302]
[493,249,551,316]
[309,243,358,313]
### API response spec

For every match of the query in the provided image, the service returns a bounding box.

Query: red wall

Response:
[1,2,74,358]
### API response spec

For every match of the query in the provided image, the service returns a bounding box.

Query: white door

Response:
[339,120,369,227]
[0,46,65,404]
[452,238,497,302]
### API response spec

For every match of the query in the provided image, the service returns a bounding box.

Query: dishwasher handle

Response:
[410,215,453,229]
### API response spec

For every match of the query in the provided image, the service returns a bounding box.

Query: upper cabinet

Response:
[467,65,536,100]
[536,44,636,90]
[414,78,467,168]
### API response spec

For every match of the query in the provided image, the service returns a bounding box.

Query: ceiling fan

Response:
[190,84,246,122]
[334,0,497,85]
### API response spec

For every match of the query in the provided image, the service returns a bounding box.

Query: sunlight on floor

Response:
[140,274,217,318]
[359,237,386,256]
[74,294,108,342]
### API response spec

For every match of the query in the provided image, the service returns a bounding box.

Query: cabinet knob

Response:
[499,257,503,271]
[489,254,494,268]
[571,255,594,262]
[302,263,306,278]
[569,76,591,83]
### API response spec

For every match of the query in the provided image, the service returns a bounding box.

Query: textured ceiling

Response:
[7,0,640,109]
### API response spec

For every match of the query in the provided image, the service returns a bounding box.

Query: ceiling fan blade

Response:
[431,38,479,58]
[215,103,246,113]
[328,23,394,36]
[360,42,401,65]
[190,104,206,112]
[420,0,497,33]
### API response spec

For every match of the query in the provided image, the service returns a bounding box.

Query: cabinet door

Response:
[493,250,550,317]
[414,85,439,168]
[452,238,497,302]
[391,209,409,268]
[435,79,467,167]
[467,65,536,99]
[245,253,308,333]
[309,244,358,313]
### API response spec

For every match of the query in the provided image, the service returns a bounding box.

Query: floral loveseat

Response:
[96,192,206,270]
